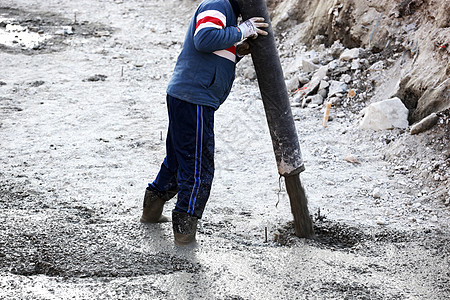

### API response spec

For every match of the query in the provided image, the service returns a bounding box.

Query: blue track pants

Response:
[149,95,215,219]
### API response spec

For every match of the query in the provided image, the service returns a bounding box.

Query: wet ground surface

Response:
[0,6,114,54]
[0,0,449,299]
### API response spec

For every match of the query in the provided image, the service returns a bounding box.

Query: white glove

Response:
[238,17,269,40]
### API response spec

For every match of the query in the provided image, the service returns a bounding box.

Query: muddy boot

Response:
[172,211,198,246]
[140,189,169,223]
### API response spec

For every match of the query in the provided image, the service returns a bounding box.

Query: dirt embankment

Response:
[255,0,449,205]
[267,0,449,123]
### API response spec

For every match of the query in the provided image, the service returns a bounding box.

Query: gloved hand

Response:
[236,40,251,57]
[238,17,269,40]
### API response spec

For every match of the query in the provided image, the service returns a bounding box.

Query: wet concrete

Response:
[0,0,449,299]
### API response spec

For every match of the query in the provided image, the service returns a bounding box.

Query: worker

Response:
[140,0,268,246]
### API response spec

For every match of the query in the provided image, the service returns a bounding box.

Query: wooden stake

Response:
[322,102,332,128]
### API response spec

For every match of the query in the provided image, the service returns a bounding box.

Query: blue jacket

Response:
[166,0,242,110]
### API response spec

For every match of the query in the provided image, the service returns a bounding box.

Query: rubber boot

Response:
[140,189,169,223]
[172,211,198,246]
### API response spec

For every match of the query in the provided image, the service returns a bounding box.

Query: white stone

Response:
[284,55,303,75]
[302,59,320,73]
[310,94,324,105]
[299,76,310,84]
[292,93,302,104]
[319,80,330,90]
[318,89,328,98]
[328,80,348,97]
[362,175,372,182]
[341,74,352,83]
[351,59,361,70]
[285,76,299,92]
[340,48,360,61]
[376,217,388,225]
[372,188,381,199]
[327,60,340,71]
[330,40,345,58]
[410,113,439,135]
[368,61,385,71]
[243,67,256,80]
[359,97,409,130]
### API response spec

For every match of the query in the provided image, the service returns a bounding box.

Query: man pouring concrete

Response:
[140,0,268,246]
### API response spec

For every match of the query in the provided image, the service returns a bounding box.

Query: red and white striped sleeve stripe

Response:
[194,9,227,36]
[213,45,236,63]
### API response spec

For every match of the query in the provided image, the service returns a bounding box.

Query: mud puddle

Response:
[0,7,113,54]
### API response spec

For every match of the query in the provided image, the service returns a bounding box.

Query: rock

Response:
[344,154,360,164]
[95,31,111,37]
[292,93,302,104]
[301,97,308,108]
[243,67,256,80]
[410,113,439,135]
[376,217,388,225]
[285,55,303,75]
[327,60,340,71]
[351,59,361,70]
[359,97,409,130]
[308,94,324,105]
[372,188,381,199]
[340,74,352,84]
[285,76,299,92]
[299,76,310,84]
[328,80,348,97]
[308,103,319,108]
[302,59,320,73]
[297,66,328,98]
[340,48,360,61]
[312,57,320,64]
[319,80,329,90]
[368,61,385,71]
[329,40,345,58]
[0,81,6,86]
[318,89,328,98]
[328,97,340,105]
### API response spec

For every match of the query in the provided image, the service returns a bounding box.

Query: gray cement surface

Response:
[0,0,449,299]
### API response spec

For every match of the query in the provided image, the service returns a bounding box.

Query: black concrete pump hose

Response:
[237,0,314,238]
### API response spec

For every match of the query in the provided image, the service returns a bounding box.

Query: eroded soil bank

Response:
[0,0,449,299]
